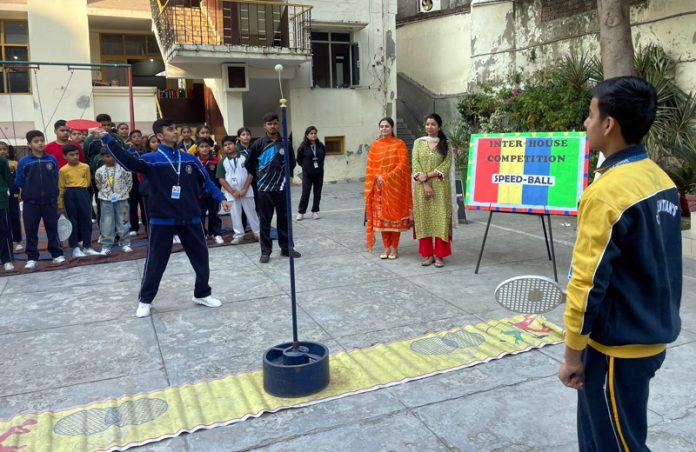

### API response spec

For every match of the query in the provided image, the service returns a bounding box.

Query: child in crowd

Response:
[0,152,13,271]
[95,149,133,255]
[127,129,147,236]
[187,125,217,156]
[0,142,22,251]
[46,120,85,167]
[70,129,85,145]
[138,134,160,230]
[116,123,130,143]
[16,130,65,269]
[177,126,195,153]
[59,144,98,257]
[217,135,259,245]
[196,140,223,244]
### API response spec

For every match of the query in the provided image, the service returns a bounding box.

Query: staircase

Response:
[396,117,417,152]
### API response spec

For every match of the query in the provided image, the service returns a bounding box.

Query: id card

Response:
[313,161,319,169]
[110,194,118,203]
[171,185,181,200]
[230,177,238,185]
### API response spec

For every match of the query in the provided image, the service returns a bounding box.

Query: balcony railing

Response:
[151,0,312,56]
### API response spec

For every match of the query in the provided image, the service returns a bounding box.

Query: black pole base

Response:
[263,341,330,398]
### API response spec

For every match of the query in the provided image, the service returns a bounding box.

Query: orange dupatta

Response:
[364,136,412,251]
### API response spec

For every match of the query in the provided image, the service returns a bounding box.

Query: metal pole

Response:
[546,214,558,282]
[475,210,494,274]
[280,98,299,346]
[0,60,131,68]
[127,67,135,130]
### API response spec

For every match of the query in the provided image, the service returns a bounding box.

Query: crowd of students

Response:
[0,112,326,273]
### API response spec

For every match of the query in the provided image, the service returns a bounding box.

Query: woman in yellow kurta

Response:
[412,113,452,268]
[365,117,412,259]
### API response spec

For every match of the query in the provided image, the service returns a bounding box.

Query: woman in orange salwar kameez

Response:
[365,117,412,259]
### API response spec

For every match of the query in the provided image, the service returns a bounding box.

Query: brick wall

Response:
[540,0,596,21]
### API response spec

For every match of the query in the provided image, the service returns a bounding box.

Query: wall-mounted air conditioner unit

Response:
[222,64,249,92]
[419,0,441,13]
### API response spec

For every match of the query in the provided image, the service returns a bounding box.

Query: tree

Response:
[596,0,635,78]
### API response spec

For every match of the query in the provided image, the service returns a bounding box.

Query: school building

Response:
[394,0,696,139]
[0,0,397,181]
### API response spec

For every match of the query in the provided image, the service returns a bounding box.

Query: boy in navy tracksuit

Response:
[95,118,230,318]
[559,77,682,451]
[16,130,66,270]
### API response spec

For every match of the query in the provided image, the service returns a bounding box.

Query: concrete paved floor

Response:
[1,181,694,451]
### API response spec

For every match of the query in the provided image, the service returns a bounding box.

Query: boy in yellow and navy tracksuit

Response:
[558,76,682,451]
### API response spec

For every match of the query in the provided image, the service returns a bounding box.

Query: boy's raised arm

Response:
[100,133,149,174]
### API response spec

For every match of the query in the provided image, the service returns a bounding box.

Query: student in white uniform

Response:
[217,135,260,245]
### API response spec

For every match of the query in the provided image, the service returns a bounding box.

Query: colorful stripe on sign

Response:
[522,139,551,206]
[473,138,500,204]
[498,139,525,205]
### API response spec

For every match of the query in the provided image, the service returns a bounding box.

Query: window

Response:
[99,33,164,88]
[311,32,359,88]
[0,20,30,94]
[325,136,345,155]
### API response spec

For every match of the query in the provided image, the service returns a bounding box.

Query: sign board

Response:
[465,132,589,216]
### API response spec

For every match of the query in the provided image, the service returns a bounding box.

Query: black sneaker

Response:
[260,254,270,263]
[280,249,301,258]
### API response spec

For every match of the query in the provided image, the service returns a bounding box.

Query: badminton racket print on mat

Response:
[494,275,566,314]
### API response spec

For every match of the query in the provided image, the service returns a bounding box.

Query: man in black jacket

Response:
[245,112,300,263]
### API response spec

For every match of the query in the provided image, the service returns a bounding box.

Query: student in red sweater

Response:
[45,120,84,167]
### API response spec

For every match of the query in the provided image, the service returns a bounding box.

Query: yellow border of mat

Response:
[0,315,562,451]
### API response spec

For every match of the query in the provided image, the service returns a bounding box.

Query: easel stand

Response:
[474,211,558,282]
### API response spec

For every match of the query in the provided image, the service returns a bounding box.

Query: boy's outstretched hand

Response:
[221,200,231,212]
[89,127,108,139]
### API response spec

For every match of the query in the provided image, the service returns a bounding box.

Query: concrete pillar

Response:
[27,0,94,133]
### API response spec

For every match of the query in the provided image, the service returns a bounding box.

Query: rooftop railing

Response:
[151,0,312,55]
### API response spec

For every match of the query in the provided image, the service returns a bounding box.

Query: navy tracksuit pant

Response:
[9,195,21,243]
[199,195,221,237]
[64,188,93,249]
[139,223,211,304]
[0,207,13,264]
[577,346,666,451]
[23,202,63,261]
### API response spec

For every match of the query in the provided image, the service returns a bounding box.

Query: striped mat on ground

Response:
[0,315,563,451]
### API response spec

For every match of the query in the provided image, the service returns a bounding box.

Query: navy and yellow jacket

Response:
[102,134,225,226]
[564,144,682,358]
[15,153,59,205]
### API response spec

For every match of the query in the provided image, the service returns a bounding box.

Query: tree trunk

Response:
[597,0,635,78]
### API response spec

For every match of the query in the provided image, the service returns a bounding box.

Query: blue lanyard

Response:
[158,147,182,182]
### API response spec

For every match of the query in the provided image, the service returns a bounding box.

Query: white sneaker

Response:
[25,260,37,270]
[97,236,102,244]
[4,262,14,272]
[100,248,112,256]
[53,256,66,264]
[214,235,224,245]
[122,245,133,253]
[296,213,303,221]
[192,295,222,308]
[72,247,86,258]
[91,218,96,224]
[129,231,137,237]
[14,243,23,252]
[230,236,243,245]
[78,241,83,247]
[84,248,100,256]
[173,235,181,245]
[135,302,151,318]
[313,212,320,220]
